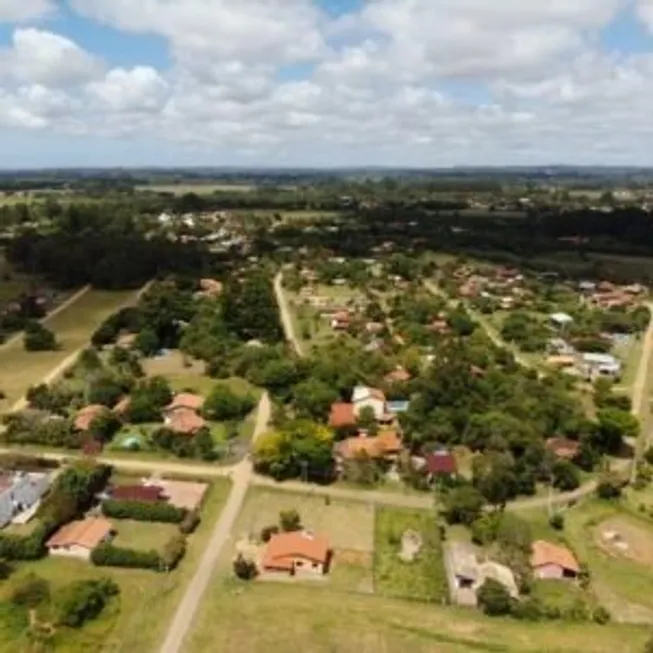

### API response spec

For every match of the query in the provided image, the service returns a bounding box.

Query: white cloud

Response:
[0,0,54,22]
[0,29,102,85]
[70,0,326,67]
[86,66,169,112]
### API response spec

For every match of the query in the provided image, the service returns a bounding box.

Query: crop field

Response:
[0,289,137,410]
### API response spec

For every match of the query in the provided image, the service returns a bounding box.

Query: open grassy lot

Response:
[141,349,260,399]
[186,581,649,653]
[111,520,180,552]
[374,507,448,603]
[0,477,231,653]
[0,289,138,410]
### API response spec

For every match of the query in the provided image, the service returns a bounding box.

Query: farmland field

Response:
[186,581,649,653]
[0,289,137,409]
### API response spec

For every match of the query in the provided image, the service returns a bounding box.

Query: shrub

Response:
[24,322,57,351]
[233,554,258,580]
[442,486,485,525]
[55,578,119,628]
[11,574,50,608]
[0,523,49,561]
[592,606,611,625]
[101,499,186,523]
[161,535,187,570]
[477,578,512,616]
[260,525,279,543]
[178,510,201,535]
[91,544,161,570]
[644,448,653,465]
[596,475,623,500]
[549,513,565,531]
[279,509,301,532]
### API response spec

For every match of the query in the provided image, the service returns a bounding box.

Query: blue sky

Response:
[1,0,653,167]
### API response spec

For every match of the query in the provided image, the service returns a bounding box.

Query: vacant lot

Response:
[186,582,649,653]
[0,477,231,653]
[374,507,448,603]
[112,520,179,553]
[0,289,137,409]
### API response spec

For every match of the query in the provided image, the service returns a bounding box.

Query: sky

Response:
[2,0,653,168]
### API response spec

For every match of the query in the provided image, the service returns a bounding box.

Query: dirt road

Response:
[158,392,271,653]
[629,302,653,420]
[0,285,91,353]
[273,271,304,356]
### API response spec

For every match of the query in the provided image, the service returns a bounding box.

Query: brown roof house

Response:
[329,402,356,429]
[165,393,205,413]
[47,517,114,560]
[74,405,108,432]
[422,449,458,481]
[335,430,402,464]
[531,540,580,580]
[545,437,581,461]
[384,367,412,384]
[261,531,331,576]
[165,408,207,435]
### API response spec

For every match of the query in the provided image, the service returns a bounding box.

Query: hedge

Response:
[101,499,186,523]
[0,523,49,561]
[91,544,161,571]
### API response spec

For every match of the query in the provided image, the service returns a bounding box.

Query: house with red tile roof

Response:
[423,450,457,479]
[335,430,402,462]
[165,393,205,413]
[531,540,580,580]
[47,517,114,560]
[74,405,108,432]
[261,531,331,576]
[165,408,207,435]
[329,402,356,429]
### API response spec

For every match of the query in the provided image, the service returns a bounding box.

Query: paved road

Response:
[273,271,304,356]
[158,392,271,653]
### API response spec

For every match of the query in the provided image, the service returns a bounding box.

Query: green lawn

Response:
[374,507,448,603]
[111,520,180,552]
[0,477,231,653]
[0,290,138,409]
[185,581,649,653]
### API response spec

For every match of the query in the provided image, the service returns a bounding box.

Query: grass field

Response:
[0,289,137,409]
[374,507,448,603]
[0,477,231,653]
[186,581,649,653]
[112,520,180,552]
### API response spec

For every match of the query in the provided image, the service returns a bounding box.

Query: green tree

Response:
[596,408,639,454]
[135,327,160,356]
[279,509,302,532]
[443,486,485,525]
[477,578,512,616]
[551,459,581,491]
[24,322,57,352]
[292,378,339,420]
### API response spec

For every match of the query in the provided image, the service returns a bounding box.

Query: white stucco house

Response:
[352,385,387,420]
